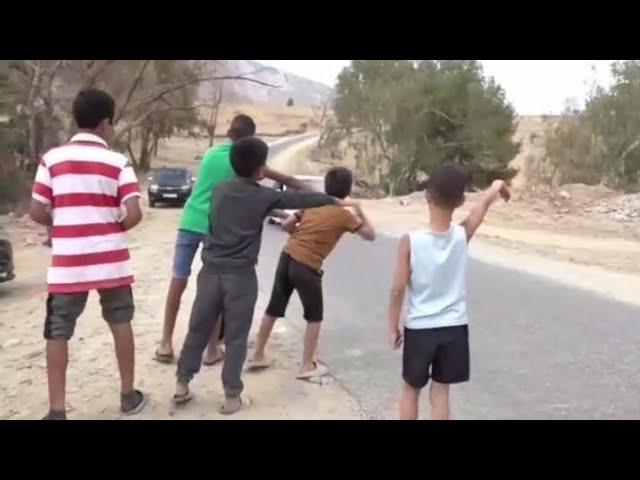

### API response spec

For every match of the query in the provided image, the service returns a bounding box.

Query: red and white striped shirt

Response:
[32,133,140,293]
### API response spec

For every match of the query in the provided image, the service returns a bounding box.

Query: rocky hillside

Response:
[197,61,333,108]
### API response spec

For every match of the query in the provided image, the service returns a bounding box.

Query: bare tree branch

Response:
[136,70,280,109]
[85,60,116,88]
[114,60,151,124]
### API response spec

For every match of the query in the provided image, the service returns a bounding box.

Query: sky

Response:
[258,60,618,115]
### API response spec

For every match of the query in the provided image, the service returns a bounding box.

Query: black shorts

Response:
[265,252,323,322]
[402,325,470,389]
[44,286,134,340]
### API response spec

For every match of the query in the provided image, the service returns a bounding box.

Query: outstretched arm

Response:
[272,189,338,210]
[461,180,510,242]
[388,234,411,350]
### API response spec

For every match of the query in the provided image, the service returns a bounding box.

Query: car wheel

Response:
[149,198,156,208]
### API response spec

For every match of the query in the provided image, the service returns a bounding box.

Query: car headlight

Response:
[180,184,190,191]
[149,184,159,192]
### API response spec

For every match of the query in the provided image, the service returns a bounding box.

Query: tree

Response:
[2,60,280,173]
[333,60,519,194]
[547,60,640,189]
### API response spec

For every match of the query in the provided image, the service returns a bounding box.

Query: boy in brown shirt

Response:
[248,167,375,379]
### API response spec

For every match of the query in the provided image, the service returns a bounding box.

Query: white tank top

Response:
[405,225,468,330]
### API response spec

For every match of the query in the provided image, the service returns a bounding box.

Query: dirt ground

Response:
[0,138,363,420]
[4,130,640,419]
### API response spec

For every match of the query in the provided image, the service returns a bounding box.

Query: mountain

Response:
[197,60,333,108]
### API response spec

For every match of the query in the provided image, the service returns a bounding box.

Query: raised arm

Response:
[389,234,411,350]
[271,188,338,211]
[461,180,510,242]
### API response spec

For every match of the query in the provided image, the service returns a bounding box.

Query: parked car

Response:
[0,238,15,283]
[267,175,325,225]
[147,167,194,207]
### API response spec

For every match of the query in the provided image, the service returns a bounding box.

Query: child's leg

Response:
[289,257,323,374]
[252,314,277,361]
[301,322,322,373]
[430,325,470,421]
[203,317,224,364]
[100,287,136,393]
[158,231,203,356]
[220,270,258,411]
[176,270,223,391]
[401,328,435,420]
[251,252,294,363]
[46,339,69,412]
[399,381,421,420]
[159,277,188,355]
[43,292,88,417]
[429,381,450,420]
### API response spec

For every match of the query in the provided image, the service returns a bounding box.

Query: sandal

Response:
[245,357,274,371]
[153,349,174,364]
[296,361,329,381]
[172,389,194,406]
[121,390,149,415]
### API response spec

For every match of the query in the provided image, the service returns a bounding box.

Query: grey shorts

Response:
[44,286,134,340]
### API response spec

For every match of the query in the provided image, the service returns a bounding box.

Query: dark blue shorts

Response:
[172,230,206,279]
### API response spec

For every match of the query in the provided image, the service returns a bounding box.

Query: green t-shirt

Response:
[179,142,233,234]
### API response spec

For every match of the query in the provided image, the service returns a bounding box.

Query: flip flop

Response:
[218,395,251,415]
[202,351,225,366]
[153,350,174,364]
[245,357,274,371]
[172,390,194,406]
[296,361,329,381]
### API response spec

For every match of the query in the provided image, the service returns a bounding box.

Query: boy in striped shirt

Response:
[30,89,147,420]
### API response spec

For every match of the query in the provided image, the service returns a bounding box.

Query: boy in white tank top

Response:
[388,164,510,420]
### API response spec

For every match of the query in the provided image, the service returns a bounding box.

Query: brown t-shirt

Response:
[284,205,363,270]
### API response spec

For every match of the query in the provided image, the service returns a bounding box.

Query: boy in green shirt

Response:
[155,115,309,364]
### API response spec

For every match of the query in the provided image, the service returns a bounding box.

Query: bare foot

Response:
[202,348,224,366]
[219,395,250,415]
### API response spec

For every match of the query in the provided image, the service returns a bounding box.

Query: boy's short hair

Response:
[227,114,256,140]
[426,163,470,209]
[72,89,115,129]
[324,167,353,199]
[230,137,269,178]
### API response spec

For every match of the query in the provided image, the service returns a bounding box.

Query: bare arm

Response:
[281,214,298,234]
[263,167,314,192]
[352,204,375,241]
[388,234,411,350]
[120,197,143,231]
[29,200,52,227]
[461,180,510,242]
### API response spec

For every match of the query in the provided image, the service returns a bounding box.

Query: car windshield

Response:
[154,169,188,185]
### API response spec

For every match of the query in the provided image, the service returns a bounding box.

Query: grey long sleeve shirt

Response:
[201,175,336,273]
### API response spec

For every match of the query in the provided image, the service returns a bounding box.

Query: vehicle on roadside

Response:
[147,167,194,208]
[267,175,325,225]
[0,237,15,283]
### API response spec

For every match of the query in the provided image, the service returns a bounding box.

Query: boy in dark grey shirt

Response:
[173,137,355,414]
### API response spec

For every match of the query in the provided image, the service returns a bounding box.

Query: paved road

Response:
[256,226,640,419]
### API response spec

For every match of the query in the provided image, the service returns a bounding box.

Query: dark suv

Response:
[0,238,15,283]
[147,167,194,207]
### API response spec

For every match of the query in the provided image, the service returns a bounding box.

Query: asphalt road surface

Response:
[256,226,640,420]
